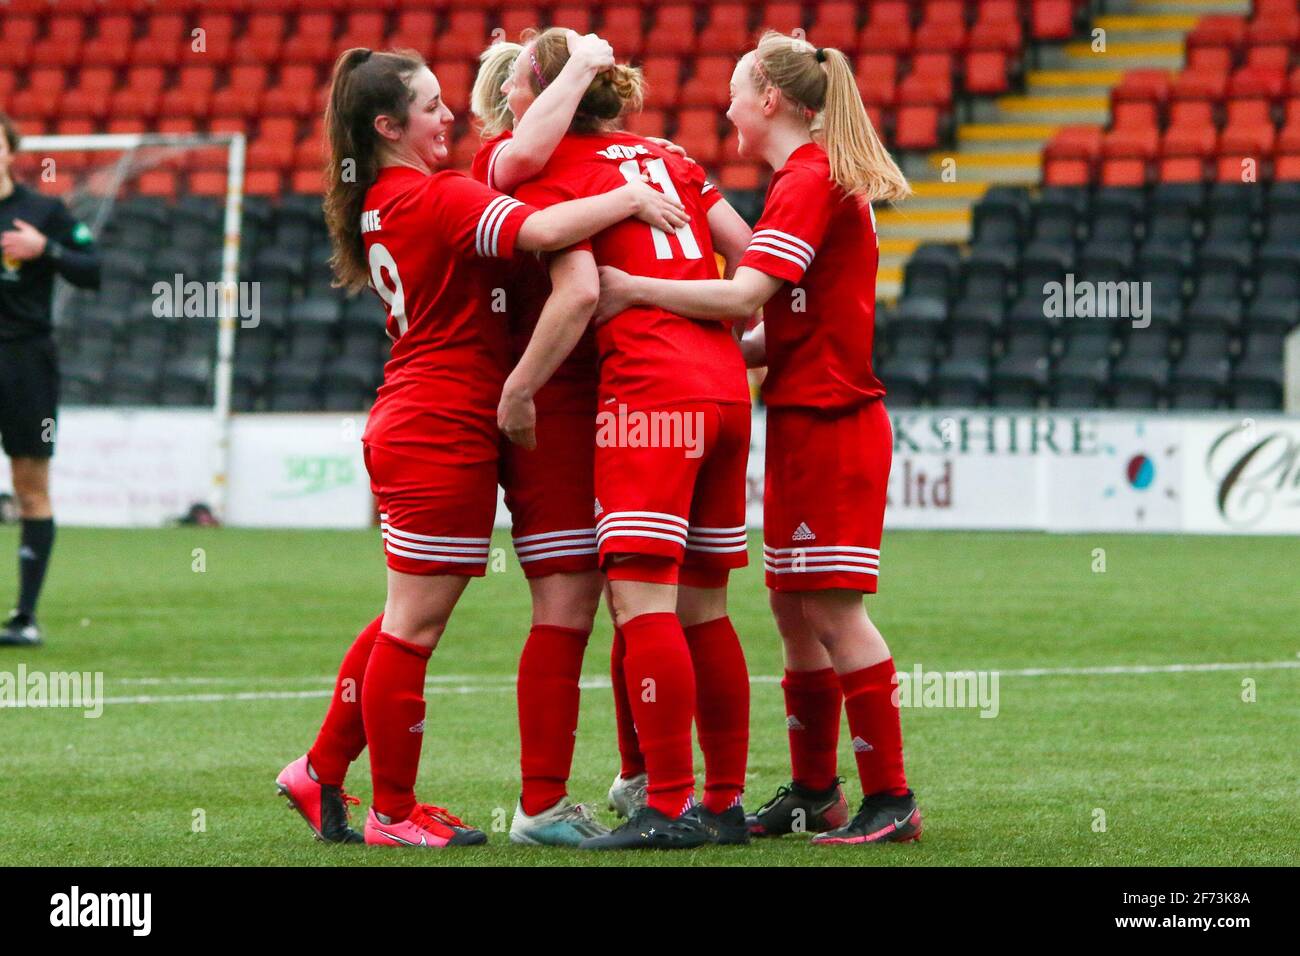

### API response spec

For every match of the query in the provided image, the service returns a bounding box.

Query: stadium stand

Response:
[6,0,1295,413]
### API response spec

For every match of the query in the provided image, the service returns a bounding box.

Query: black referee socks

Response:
[17,516,54,619]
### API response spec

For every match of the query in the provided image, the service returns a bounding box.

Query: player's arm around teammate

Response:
[594,32,926,847]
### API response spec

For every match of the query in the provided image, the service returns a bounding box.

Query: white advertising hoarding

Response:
[3,408,1295,534]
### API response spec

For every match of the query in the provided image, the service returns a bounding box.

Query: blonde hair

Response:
[472,40,524,138]
[751,30,910,203]
[528,27,643,133]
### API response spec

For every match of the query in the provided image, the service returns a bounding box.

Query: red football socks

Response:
[362,631,433,821]
[840,659,909,798]
[621,611,696,816]
[684,616,750,813]
[610,626,646,778]
[308,613,383,786]
[517,624,590,816]
[781,666,842,793]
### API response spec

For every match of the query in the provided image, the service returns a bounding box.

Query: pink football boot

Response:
[275,755,363,844]
[364,803,488,848]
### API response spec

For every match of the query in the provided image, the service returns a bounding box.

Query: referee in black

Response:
[0,112,101,646]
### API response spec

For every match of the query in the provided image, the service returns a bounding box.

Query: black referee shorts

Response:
[0,336,59,459]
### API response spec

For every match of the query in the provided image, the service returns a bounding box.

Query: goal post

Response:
[16,131,247,521]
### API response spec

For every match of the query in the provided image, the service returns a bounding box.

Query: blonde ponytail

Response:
[752,31,910,203]
[472,41,524,139]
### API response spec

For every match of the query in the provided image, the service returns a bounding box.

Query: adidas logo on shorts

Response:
[787,714,806,731]
[852,736,873,753]
[409,720,425,734]
[792,522,816,542]
[593,498,604,518]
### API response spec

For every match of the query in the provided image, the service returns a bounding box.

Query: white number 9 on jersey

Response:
[368,242,407,338]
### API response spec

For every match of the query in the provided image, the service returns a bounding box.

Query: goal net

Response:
[14,131,247,518]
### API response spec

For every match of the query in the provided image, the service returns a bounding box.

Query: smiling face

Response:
[502,43,538,125]
[376,66,454,171]
[726,53,769,160]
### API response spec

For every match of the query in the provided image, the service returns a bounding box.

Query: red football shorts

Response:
[763,398,892,593]
[595,400,751,584]
[363,438,497,577]
[500,410,600,579]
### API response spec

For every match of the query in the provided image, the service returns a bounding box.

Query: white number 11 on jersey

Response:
[618,157,702,261]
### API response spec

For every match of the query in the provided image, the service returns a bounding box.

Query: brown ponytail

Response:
[323,47,425,292]
[527,27,644,133]
[751,31,910,203]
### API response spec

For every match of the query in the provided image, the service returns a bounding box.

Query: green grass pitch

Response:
[1,526,1296,866]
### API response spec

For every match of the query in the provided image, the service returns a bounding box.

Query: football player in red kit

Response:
[597,31,923,846]
[468,32,617,845]
[495,28,755,850]
[471,34,720,832]
[275,47,689,850]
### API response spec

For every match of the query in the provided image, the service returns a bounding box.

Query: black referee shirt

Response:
[0,182,102,340]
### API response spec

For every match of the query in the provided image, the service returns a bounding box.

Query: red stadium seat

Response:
[641,56,682,109]
[31,16,86,69]
[1185,45,1233,76]
[1100,127,1157,187]
[1167,100,1214,128]
[894,105,941,151]
[1112,100,1159,130]
[1042,126,1102,186]
[810,2,861,52]
[1275,153,1300,180]
[1245,15,1299,49]
[291,168,325,195]
[698,3,751,54]
[1228,66,1287,103]
[915,2,967,54]
[111,68,167,122]
[1030,0,1075,41]
[1159,125,1215,183]
[263,66,323,117]
[248,118,299,172]
[181,14,235,65]
[646,5,699,57]
[858,3,913,55]
[965,50,1010,95]
[682,56,734,107]
[282,12,338,63]
[160,67,218,119]
[857,54,900,107]
[338,12,388,54]
[435,61,473,106]
[437,12,492,60]
[500,9,543,44]
[625,109,669,140]
[236,13,288,64]
[1112,69,1171,109]
[81,15,136,68]
[1186,15,1247,55]
[211,66,269,118]
[720,162,762,191]
[599,7,644,59]
[244,170,285,197]
[1244,45,1290,73]
[62,68,116,122]
[138,169,180,199]
[552,6,595,36]
[0,16,39,68]
[1225,97,1271,128]
[1170,70,1228,103]
[760,2,807,35]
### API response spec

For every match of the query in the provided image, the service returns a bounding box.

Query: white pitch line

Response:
[10,659,1289,708]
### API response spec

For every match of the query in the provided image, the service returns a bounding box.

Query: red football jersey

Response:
[470,132,598,415]
[359,165,537,459]
[739,142,885,411]
[513,131,749,411]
